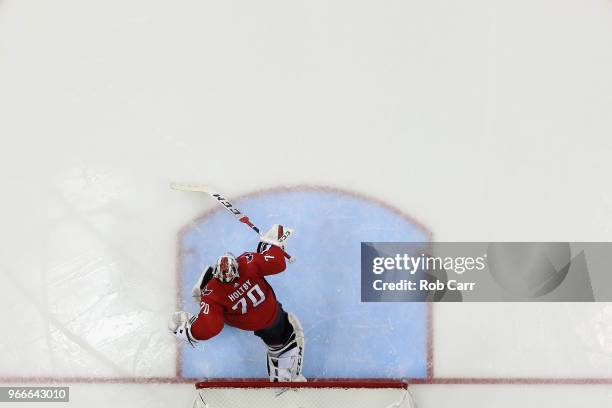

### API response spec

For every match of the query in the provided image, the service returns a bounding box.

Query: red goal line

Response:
[1,376,611,386]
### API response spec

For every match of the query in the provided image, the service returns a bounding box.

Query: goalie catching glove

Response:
[257,224,294,254]
[168,311,198,346]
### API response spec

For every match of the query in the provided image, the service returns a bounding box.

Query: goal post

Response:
[193,379,415,408]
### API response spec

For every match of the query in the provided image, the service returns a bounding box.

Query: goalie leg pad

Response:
[266,313,305,382]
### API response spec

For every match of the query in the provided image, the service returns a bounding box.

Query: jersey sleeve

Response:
[189,299,224,341]
[251,245,287,277]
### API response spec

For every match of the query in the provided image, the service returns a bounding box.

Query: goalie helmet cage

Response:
[193,379,415,408]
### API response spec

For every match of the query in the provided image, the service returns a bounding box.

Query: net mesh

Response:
[193,382,415,408]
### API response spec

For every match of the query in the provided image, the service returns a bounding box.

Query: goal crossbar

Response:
[196,379,408,389]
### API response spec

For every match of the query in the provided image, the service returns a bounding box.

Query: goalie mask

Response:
[213,253,239,283]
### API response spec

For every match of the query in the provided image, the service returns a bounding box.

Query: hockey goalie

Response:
[169,224,305,382]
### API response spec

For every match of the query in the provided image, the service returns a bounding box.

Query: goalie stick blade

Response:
[169,182,214,193]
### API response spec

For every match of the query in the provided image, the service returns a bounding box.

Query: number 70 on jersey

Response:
[231,284,266,314]
[199,284,267,315]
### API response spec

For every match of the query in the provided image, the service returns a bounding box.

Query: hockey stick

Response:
[170,183,295,262]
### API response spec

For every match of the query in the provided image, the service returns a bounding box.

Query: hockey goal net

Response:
[193,380,415,408]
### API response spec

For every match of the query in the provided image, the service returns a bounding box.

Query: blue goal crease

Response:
[178,189,429,379]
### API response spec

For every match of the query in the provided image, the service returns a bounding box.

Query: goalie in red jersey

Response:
[169,225,305,382]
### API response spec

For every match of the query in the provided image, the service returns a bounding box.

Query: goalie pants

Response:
[253,303,293,347]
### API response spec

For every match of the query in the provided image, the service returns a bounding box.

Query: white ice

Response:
[1,0,612,407]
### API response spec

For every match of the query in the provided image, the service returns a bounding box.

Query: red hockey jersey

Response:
[190,245,287,341]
